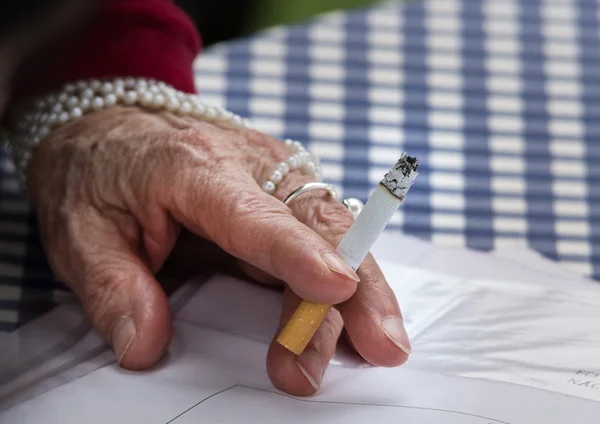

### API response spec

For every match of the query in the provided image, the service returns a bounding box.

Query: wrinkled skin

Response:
[23,106,411,395]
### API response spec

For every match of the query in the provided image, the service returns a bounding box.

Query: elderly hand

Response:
[27,106,410,396]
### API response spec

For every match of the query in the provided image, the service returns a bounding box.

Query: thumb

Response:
[62,218,172,370]
[84,259,172,370]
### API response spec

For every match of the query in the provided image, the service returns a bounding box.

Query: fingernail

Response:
[295,349,324,390]
[112,316,136,364]
[321,252,360,282]
[381,316,412,355]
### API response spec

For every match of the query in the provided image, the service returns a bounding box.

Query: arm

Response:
[10,0,201,105]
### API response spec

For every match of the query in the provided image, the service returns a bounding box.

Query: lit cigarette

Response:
[277,154,419,355]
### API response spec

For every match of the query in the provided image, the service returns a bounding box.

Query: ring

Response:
[283,182,339,204]
[283,183,365,218]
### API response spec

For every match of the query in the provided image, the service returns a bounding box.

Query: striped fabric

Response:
[1,0,599,331]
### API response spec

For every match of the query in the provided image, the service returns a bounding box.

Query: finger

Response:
[267,287,343,396]
[339,255,410,367]
[167,167,359,305]
[285,189,410,367]
[47,209,172,370]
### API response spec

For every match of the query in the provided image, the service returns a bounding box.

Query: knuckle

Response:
[305,202,354,241]
[224,194,289,246]
[161,136,204,166]
[82,263,129,327]
[355,268,398,312]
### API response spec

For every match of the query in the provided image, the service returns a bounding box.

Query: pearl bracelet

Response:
[6,77,321,192]
[262,139,321,194]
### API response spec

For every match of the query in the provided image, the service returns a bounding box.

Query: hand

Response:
[27,106,411,395]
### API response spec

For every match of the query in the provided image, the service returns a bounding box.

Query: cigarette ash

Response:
[381,154,419,199]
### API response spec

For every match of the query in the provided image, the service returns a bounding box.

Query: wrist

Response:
[7,77,250,189]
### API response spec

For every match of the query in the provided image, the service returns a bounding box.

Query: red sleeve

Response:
[10,0,201,104]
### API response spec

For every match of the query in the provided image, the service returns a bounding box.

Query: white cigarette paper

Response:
[336,154,419,270]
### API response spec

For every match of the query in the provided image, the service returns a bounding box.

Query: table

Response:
[1,0,599,332]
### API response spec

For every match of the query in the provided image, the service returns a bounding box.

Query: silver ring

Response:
[283,182,339,205]
[283,183,365,218]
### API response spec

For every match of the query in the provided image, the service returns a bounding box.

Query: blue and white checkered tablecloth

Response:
[1,0,600,332]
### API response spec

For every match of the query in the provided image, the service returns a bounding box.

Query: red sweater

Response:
[11,0,201,105]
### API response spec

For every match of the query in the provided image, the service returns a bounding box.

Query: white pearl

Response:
[104,93,117,107]
[70,107,83,118]
[48,113,58,125]
[314,171,322,181]
[76,81,88,91]
[82,88,94,99]
[123,91,137,105]
[124,77,136,88]
[157,81,167,89]
[29,124,38,134]
[242,118,252,128]
[205,106,217,118]
[90,80,101,90]
[270,170,283,184]
[114,78,125,88]
[66,96,79,109]
[149,85,160,94]
[40,113,49,123]
[194,99,205,109]
[153,94,166,107]
[277,162,289,176]
[287,156,298,170]
[64,83,76,93]
[136,79,148,89]
[57,92,69,103]
[166,98,180,112]
[163,87,176,97]
[262,181,276,194]
[192,103,205,117]
[232,115,243,126]
[303,161,317,174]
[179,102,192,114]
[79,98,91,111]
[140,92,154,106]
[113,86,125,98]
[101,82,114,95]
[38,126,50,138]
[51,103,64,114]
[58,112,70,123]
[293,141,304,152]
[35,99,46,109]
[92,97,105,110]
[46,94,57,105]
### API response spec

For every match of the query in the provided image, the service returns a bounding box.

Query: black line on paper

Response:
[167,384,511,424]
[165,384,239,424]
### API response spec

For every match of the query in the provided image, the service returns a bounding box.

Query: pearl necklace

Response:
[7,78,321,192]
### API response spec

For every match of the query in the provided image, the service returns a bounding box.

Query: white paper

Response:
[3,236,600,420]
[372,232,597,289]
[2,322,599,423]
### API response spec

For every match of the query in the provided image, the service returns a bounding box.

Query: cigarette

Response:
[277,154,419,355]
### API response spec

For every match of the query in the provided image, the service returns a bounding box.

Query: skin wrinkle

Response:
[271,221,315,282]
[23,100,408,389]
